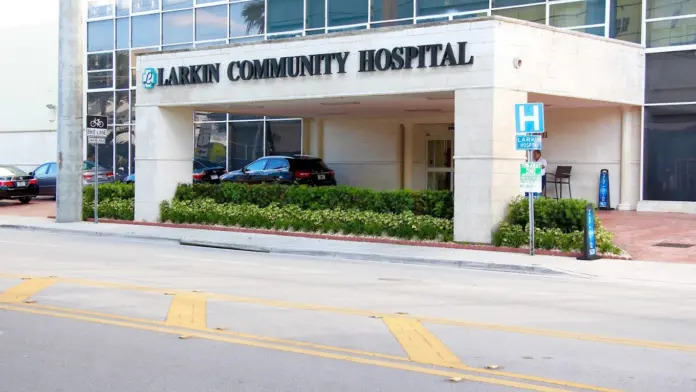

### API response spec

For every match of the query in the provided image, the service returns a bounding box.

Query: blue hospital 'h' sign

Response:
[515,103,545,134]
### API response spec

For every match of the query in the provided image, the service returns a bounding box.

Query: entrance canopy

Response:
[134,16,644,243]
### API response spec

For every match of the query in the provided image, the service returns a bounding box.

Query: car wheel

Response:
[19,197,32,204]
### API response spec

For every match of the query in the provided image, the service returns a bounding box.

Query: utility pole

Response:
[56,0,84,223]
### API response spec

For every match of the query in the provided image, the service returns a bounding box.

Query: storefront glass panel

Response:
[646,51,696,104]
[265,120,302,156]
[195,123,228,167]
[644,105,696,202]
[87,127,115,172]
[228,121,265,170]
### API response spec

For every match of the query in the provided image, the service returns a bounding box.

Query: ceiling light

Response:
[320,101,360,106]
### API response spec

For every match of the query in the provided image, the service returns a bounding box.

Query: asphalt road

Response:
[0,228,695,392]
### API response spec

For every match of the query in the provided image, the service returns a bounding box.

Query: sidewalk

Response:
[2,215,696,288]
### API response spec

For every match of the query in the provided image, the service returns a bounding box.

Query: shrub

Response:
[160,199,454,241]
[173,183,454,219]
[82,198,134,221]
[83,182,134,203]
[491,220,620,254]
[506,196,587,233]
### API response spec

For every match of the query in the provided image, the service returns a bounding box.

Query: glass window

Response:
[115,126,131,177]
[198,0,225,3]
[647,17,696,48]
[266,158,290,169]
[115,51,130,89]
[610,0,641,43]
[228,121,265,170]
[328,0,368,26]
[133,0,160,13]
[492,5,546,24]
[164,0,193,10]
[163,9,193,44]
[230,35,264,44]
[195,123,228,167]
[116,18,130,49]
[453,12,488,19]
[418,0,487,17]
[117,0,131,16]
[87,20,114,52]
[116,91,130,124]
[88,71,113,89]
[87,92,115,126]
[196,40,227,48]
[130,131,136,174]
[246,159,268,171]
[87,53,113,71]
[87,127,115,172]
[231,0,265,37]
[306,0,326,29]
[196,5,228,40]
[647,0,696,20]
[229,114,264,121]
[33,164,49,176]
[131,90,137,123]
[132,14,160,47]
[371,19,415,28]
[549,0,605,28]
[89,0,113,19]
[265,120,302,156]
[492,0,543,8]
[47,164,58,175]
[644,105,696,202]
[646,51,696,104]
[268,0,304,33]
[195,112,227,122]
[571,25,605,36]
[373,0,413,21]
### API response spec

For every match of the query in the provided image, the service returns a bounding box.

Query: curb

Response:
[0,224,180,244]
[179,239,565,275]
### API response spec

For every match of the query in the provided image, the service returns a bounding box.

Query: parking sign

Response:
[515,103,545,134]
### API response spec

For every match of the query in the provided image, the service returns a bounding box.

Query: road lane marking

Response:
[0,303,593,392]
[0,278,55,303]
[165,293,206,329]
[1,302,621,392]
[383,316,461,366]
[1,272,694,354]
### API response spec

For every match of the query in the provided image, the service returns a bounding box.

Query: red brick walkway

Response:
[598,210,696,263]
[0,198,55,218]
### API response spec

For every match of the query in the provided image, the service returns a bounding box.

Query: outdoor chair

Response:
[547,166,572,199]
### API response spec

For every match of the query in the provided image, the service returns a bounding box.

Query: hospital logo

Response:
[142,68,158,89]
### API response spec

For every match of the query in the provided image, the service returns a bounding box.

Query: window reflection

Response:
[373,0,413,21]
[116,91,130,124]
[132,0,160,13]
[231,0,265,37]
[610,0,641,43]
[268,0,304,33]
[228,121,265,170]
[131,90,137,123]
[492,0,543,8]
[646,51,696,104]
[87,127,115,172]
[195,123,228,167]
[87,53,113,71]
[87,20,114,52]
[132,14,160,47]
[163,9,193,44]
[115,126,131,179]
[116,18,130,49]
[647,17,696,48]
[117,0,131,16]
[418,0,487,17]
[116,51,130,89]
[195,112,227,122]
[163,0,193,11]
[265,120,302,156]
[647,0,696,19]
[88,0,113,19]
[549,0,605,28]
[87,92,115,125]
[328,0,368,26]
[88,71,113,89]
[306,0,326,29]
[493,5,546,24]
[196,5,228,40]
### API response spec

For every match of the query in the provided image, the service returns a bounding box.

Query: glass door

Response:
[426,139,453,191]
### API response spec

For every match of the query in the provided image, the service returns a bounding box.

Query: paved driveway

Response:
[0,198,55,218]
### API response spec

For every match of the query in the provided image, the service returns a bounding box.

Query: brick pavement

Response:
[598,210,696,263]
[0,198,55,218]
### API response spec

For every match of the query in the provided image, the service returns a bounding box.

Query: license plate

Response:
[210,175,219,180]
[317,174,325,180]
[16,181,26,187]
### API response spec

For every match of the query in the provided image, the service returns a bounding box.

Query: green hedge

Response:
[173,183,454,219]
[506,196,587,233]
[492,222,620,254]
[83,182,134,203]
[160,199,454,241]
[82,198,134,221]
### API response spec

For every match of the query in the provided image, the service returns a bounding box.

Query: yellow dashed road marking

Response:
[383,316,461,366]
[165,293,207,329]
[0,278,55,303]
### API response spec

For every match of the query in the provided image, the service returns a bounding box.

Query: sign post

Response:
[598,169,612,210]
[86,115,108,224]
[577,203,601,260]
[515,103,545,256]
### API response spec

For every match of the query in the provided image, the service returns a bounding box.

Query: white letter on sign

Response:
[518,105,540,132]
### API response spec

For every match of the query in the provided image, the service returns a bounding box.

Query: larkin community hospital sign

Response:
[141,41,474,89]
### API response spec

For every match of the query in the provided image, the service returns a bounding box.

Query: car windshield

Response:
[292,159,330,171]
[195,159,223,169]
[0,166,27,177]
[82,161,107,171]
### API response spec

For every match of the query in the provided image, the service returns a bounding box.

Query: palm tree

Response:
[242,0,265,35]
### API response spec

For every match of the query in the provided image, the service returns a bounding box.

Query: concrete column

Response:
[315,119,324,158]
[453,88,526,243]
[302,118,311,155]
[134,106,194,222]
[402,123,414,189]
[617,106,640,210]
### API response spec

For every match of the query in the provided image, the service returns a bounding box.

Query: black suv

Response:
[221,155,336,186]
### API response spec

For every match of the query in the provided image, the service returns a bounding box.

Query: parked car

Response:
[30,161,115,197]
[221,155,336,186]
[124,158,226,184]
[0,165,39,204]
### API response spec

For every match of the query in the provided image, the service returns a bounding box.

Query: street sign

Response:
[515,103,545,134]
[86,128,109,137]
[520,163,542,194]
[516,135,542,151]
[88,136,107,145]
[86,115,108,133]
